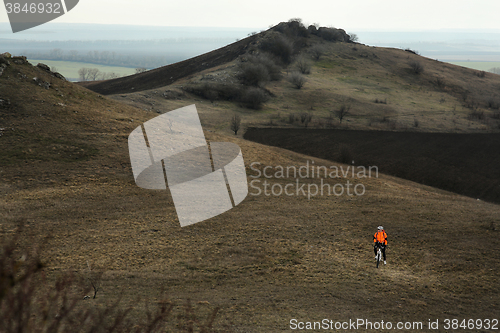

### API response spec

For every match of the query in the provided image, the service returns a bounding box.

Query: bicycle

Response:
[376,246,382,268]
[375,243,386,268]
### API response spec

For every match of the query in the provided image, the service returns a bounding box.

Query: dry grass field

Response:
[1,23,500,332]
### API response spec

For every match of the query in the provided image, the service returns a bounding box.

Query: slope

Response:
[94,21,500,134]
[1,55,500,331]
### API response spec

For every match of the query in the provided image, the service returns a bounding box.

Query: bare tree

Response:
[348,32,359,43]
[83,261,104,299]
[78,67,89,81]
[88,68,101,81]
[230,114,241,135]
[336,100,351,124]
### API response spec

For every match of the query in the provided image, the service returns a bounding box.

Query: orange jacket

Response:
[374,230,387,245]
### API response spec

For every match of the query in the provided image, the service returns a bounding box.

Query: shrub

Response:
[476,70,486,78]
[183,83,242,102]
[259,33,294,65]
[309,44,326,61]
[404,48,419,55]
[307,25,318,35]
[374,98,387,104]
[487,99,500,110]
[295,57,311,74]
[240,54,281,82]
[289,72,306,89]
[241,87,269,109]
[435,77,446,90]
[348,32,359,43]
[273,19,309,38]
[468,110,485,120]
[238,62,270,87]
[409,60,424,74]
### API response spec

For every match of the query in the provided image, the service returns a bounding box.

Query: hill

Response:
[1,36,500,332]
[81,20,500,134]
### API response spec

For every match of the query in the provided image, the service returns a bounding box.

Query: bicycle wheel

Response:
[376,249,381,268]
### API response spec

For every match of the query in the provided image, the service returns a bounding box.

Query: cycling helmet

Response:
[377,226,383,230]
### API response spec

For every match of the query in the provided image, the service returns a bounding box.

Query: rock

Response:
[33,77,50,89]
[12,56,27,64]
[53,72,66,81]
[1,52,11,58]
[0,56,10,66]
[36,63,51,72]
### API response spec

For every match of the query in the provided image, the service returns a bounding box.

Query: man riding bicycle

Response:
[374,226,388,265]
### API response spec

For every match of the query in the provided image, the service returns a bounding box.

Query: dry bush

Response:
[409,61,424,74]
[259,33,294,65]
[434,77,446,90]
[183,83,242,102]
[295,57,311,74]
[374,98,387,104]
[240,87,269,110]
[309,44,326,61]
[348,32,359,43]
[468,110,485,120]
[239,54,281,84]
[289,72,306,89]
[476,70,486,78]
[404,48,419,55]
[487,98,500,110]
[238,62,270,87]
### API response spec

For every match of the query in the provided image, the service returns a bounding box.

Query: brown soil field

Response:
[244,128,500,204]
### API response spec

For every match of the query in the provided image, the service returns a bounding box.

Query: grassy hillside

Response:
[81,21,500,134]
[1,52,500,331]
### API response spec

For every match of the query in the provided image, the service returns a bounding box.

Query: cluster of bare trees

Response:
[25,48,169,68]
[78,67,120,81]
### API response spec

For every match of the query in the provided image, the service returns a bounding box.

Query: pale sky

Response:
[1,0,500,31]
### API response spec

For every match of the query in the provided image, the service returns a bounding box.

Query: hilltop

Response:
[1,27,500,332]
[81,20,500,134]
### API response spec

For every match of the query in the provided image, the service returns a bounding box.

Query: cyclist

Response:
[373,226,388,264]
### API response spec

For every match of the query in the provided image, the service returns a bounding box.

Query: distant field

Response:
[27,59,136,81]
[244,128,500,204]
[448,61,500,72]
